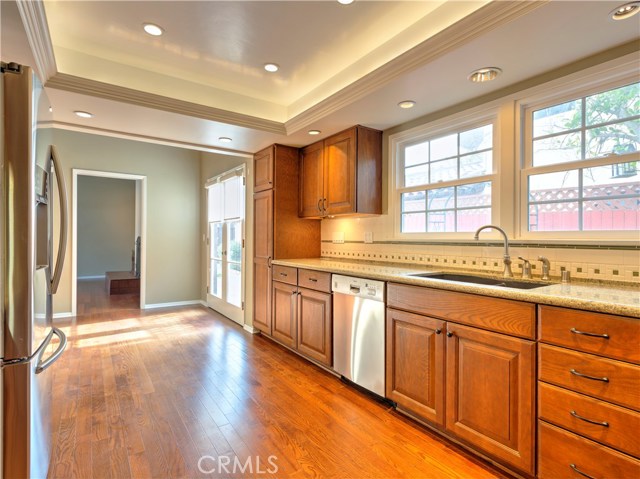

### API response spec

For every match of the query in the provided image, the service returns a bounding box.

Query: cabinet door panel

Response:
[272,281,297,348]
[299,141,324,218]
[253,190,273,260]
[254,146,273,192]
[446,323,535,475]
[253,259,272,334]
[324,128,356,215]
[386,308,445,426]
[297,288,332,366]
[252,190,273,334]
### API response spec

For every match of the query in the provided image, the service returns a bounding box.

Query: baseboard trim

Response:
[243,324,259,334]
[143,300,203,310]
[78,275,106,280]
[53,312,73,319]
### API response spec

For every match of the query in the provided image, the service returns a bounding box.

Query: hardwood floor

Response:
[48,283,507,478]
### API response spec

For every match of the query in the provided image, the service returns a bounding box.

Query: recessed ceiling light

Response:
[308,130,321,135]
[143,23,164,36]
[74,110,93,118]
[337,0,355,4]
[468,67,502,83]
[398,100,416,109]
[610,2,640,20]
[218,137,232,143]
[264,63,279,73]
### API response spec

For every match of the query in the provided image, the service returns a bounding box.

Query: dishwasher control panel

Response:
[331,274,385,302]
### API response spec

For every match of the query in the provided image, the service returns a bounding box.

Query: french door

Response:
[206,168,245,324]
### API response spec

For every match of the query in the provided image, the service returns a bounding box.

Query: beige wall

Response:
[77,176,136,277]
[52,129,201,313]
[200,152,254,326]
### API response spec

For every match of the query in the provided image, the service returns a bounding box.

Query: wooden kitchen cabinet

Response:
[299,125,382,218]
[445,322,535,475]
[386,308,445,426]
[271,268,332,367]
[252,144,321,335]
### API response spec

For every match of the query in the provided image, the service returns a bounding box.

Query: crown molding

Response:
[15,0,57,81]
[45,73,287,135]
[47,120,253,157]
[284,0,548,134]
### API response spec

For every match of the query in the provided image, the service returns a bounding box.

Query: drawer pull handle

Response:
[570,369,609,382]
[280,273,288,277]
[570,410,609,427]
[308,278,318,282]
[570,327,609,339]
[570,464,598,479]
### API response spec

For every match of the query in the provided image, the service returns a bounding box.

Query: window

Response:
[523,81,640,234]
[397,122,495,234]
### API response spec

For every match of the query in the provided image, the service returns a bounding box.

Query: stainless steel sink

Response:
[409,272,550,290]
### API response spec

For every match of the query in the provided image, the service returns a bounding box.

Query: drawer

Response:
[539,344,640,411]
[272,265,297,285]
[539,305,640,364]
[538,421,640,479]
[387,283,535,339]
[298,269,331,293]
[538,382,640,457]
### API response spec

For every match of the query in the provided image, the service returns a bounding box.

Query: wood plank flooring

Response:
[48,280,507,478]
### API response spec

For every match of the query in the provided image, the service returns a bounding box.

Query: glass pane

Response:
[223,176,243,220]
[430,158,457,183]
[405,142,429,167]
[583,163,640,197]
[457,182,491,208]
[460,151,492,179]
[529,202,580,231]
[401,213,426,233]
[227,220,242,263]
[586,83,640,126]
[457,208,491,232]
[583,198,640,231]
[533,132,582,166]
[427,187,454,210]
[226,263,242,307]
[430,133,457,161]
[585,119,640,159]
[533,99,582,138]
[460,125,492,154]
[427,211,454,232]
[210,222,223,259]
[529,170,579,203]
[401,191,425,212]
[405,164,429,187]
[207,183,223,222]
[210,260,222,298]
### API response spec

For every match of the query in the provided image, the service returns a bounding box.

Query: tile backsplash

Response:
[320,242,640,284]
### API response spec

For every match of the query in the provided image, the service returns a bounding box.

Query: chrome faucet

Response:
[538,256,551,280]
[474,225,513,278]
[518,257,532,279]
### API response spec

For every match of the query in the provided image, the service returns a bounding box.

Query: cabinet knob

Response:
[435,329,442,335]
[446,331,454,337]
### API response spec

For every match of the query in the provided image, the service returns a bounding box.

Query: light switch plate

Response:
[332,231,345,244]
[364,232,373,243]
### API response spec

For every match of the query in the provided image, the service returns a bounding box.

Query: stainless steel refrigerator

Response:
[1,62,68,478]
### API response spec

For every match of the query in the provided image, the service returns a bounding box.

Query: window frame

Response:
[517,74,640,241]
[390,104,503,239]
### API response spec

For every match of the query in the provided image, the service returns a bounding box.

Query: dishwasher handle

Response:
[349,285,361,294]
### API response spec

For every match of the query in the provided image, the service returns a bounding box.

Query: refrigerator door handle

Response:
[35,328,67,374]
[50,145,68,294]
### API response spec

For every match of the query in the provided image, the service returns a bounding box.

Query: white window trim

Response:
[516,70,640,241]
[389,101,507,240]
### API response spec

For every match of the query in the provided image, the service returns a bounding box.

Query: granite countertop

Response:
[272,258,640,318]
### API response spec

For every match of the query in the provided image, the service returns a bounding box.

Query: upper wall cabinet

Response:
[299,125,382,218]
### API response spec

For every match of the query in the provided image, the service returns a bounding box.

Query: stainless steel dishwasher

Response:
[332,274,385,397]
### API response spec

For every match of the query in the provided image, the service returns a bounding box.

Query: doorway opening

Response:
[71,169,147,316]
[205,166,246,325]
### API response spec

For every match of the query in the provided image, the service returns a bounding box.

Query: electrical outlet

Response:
[332,231,345,244]
[364,232,373,243]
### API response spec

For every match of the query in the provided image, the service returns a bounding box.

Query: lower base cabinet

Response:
[386,307,535,475]
[271,268,332,367]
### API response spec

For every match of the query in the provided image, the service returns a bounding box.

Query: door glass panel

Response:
[211,260,222,298]
[211,223,223,260]
[226,220,242,307]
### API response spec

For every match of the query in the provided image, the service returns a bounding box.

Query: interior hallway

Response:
[48,283,507,478]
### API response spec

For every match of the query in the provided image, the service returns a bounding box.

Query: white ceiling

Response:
[3,1,639,155]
